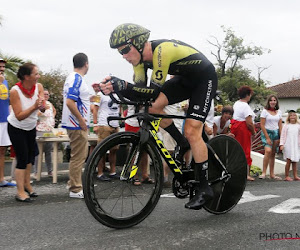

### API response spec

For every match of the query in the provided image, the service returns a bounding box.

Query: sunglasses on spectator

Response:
[118,44,132,55]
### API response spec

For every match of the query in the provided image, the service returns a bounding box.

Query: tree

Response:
[208,26,271,78]
[0,52,25,86]
[209,26,273,105]
[39,68,67,126]
[217,66,272,104]
[255,64,271,86]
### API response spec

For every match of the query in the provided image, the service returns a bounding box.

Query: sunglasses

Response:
[118,44,132,55]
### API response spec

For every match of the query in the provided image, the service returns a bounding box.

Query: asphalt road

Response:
[1,168,300,250]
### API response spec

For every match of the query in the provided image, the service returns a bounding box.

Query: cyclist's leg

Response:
[150,92,189,154]
[184,119,214,210]
[184,70,217,210]
[150,76,191,159]
[149,91,170,127]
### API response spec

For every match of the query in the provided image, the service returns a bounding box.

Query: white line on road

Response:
[268,198,300,213]
[238,191,280,204]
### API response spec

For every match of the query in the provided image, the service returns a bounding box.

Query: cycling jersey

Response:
[135,39,213,85]
[122,39,218,122]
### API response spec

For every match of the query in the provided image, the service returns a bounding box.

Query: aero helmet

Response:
[109,23,150,52]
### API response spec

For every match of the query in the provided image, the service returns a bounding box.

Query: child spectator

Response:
[279,110,300,181]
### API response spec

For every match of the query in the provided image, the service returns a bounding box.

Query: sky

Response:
[1,0,300,89]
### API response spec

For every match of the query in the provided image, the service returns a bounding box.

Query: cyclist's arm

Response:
[122,42,175,100]
[120,61,163,100]
[122,81,161,100]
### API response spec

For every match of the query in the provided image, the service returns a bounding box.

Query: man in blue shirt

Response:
[0,58,16,187]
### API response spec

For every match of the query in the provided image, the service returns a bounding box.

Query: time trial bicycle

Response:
[83,93,247,229]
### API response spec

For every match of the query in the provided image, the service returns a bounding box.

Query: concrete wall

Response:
[251,151,286,175]
[278,98,300,113]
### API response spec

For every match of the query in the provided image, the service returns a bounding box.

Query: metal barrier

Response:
[251,122,265,154]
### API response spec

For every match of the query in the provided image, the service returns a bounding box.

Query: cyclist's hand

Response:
[100,76,113,95]
[110,76,127,92]
[100,76,127,95]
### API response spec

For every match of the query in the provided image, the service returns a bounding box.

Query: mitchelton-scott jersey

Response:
[123,39,214,100]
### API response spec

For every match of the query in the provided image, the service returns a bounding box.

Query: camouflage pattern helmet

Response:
[109,23,150,52]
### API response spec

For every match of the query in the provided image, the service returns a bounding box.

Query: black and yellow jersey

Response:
[134,39,213,86]
[123,39,214,101]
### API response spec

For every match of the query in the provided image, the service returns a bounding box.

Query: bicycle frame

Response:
[107,92,230,185]
[125,116,231,186]
[147,118,183,176]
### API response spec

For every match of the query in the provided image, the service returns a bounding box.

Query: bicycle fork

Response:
[119,142,142,181]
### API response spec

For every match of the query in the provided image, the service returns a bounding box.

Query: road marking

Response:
[238,191,280,204]
[268,198,300,214]
[161,191,281,202]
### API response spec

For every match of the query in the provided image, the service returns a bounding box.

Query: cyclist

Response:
[100,23,217,210]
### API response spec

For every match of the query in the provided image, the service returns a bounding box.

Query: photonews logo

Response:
[259,232,300,241]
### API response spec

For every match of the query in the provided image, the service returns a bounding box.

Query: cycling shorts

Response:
[160,65,217,123]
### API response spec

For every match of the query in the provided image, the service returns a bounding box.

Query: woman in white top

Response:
[7,63,45,202]
[231,86,256,181]
[259,95,282,180]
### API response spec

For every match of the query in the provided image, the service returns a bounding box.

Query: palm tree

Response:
[0,53,25,86]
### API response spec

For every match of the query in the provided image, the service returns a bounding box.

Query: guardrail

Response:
[251,122,265,154]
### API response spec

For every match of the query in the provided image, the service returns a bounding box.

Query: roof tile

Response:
[269,79,300,98]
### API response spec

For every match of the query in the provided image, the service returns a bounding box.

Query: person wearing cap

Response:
[0,58,16,187]
[100,23,218,210]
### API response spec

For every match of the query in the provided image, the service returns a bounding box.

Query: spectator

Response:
[34,88,56,178]
[259,95,282,180]
[7,63,45,201]
[92,91,120,181]
[279,110,300,181]
[213,106,234,137]
[0,58,16,187]
[231,86,256,181]
[61,53,90,199]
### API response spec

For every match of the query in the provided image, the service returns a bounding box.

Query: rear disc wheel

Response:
[203,135,247,214]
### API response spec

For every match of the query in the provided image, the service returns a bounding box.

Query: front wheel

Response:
[83,132,163,229]
[203,135,247,214]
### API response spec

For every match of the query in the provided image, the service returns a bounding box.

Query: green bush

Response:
[250,165,262,176]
